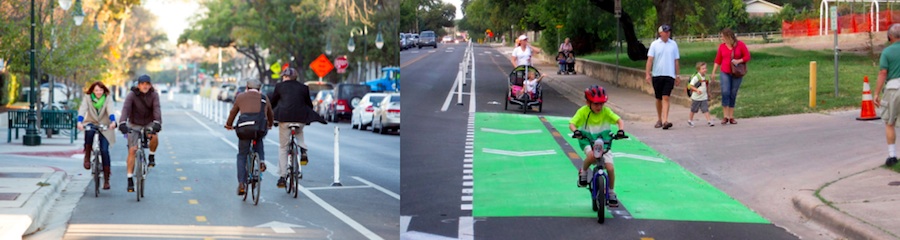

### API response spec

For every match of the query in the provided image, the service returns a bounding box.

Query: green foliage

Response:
[716,0,749,31]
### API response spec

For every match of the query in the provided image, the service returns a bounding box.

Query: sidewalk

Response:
[0,111,82,240]
[492,44,899,239]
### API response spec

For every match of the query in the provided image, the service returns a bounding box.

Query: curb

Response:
[22,170,68,236]
[792,192,895,240]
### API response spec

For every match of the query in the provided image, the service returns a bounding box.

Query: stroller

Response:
[504,65,543,113]
[557,51,576,75]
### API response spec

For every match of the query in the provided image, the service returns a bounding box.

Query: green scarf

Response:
[91,93,105,111]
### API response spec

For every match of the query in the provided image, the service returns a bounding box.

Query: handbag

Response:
[731,46,747,78]
[234,96,268,139]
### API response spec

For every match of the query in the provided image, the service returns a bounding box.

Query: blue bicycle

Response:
[573,129,627,224]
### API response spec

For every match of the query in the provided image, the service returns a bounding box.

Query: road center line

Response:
[186,111,383,240]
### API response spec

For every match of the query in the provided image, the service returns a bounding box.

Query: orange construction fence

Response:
[783,10,900,38]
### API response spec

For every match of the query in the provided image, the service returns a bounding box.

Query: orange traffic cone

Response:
[857,76,881,121]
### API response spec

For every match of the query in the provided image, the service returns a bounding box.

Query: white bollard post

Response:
[332,126,342,186]
[457,69,464,105]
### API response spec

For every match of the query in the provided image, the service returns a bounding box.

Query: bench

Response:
[7,109,78,143]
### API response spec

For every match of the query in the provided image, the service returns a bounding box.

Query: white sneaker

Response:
[708,121,715,127]
[687,120,694,127]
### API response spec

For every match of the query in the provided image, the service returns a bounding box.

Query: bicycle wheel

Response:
[251,154,261,205]
[252,159,261,205]
[135,153,143,202]
[594,173,606,224]
[140,161,146,198]
[285,147,294,194]
[92,154,101,197]
[291,150,299,198]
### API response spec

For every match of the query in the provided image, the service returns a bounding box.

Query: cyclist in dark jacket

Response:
[268,67,326,188]
[118,75,162,192]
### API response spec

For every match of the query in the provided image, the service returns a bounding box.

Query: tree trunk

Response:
[653,0,676,30]
[588,0,649,60]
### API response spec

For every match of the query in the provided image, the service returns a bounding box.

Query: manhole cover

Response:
[889,181,900,186]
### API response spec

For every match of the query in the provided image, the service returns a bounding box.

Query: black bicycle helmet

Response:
[584,85,608,103]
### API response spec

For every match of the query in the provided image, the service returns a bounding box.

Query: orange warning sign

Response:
[310,54,334,78]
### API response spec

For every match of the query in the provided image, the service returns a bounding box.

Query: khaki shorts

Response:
[127,123,155,148]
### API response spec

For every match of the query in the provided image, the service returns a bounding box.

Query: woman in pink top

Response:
[711,28,750,125]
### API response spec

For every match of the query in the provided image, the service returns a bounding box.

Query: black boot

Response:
[148,154,156,167]
[83,144,91,170]
[102,168,111,190]
[127,177,134,192]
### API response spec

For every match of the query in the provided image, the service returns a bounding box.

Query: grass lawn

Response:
[582,42,880,118]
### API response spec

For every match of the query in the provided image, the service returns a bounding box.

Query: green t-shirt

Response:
[569,105,621,135]
[880,42,900,80]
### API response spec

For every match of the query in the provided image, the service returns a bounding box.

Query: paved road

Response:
[61,93,399,239]
[401,43,797,239]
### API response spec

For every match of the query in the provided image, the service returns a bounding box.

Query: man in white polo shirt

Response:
[645,24,681,130]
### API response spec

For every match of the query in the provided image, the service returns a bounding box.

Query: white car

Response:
[351,93,388,131]
[371,93,400,134]
[442,36,453,43]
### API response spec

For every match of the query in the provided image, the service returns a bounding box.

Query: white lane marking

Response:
[400,216,411,233]
[186,111,384,240]
[441,72,462,112]
[481,128,542,134]
[306,185,371,190]
[401,231,457,240]
[352,176,400,200]
[254,221,305,234]
[461,204,472,210]
[482,148,556,157]
[185,112,237,149]
[611,152,665,163]
[459,217,474,240]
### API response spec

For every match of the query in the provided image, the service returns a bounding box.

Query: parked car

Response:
[350,93,388,130]
[418,31,437,48]
[371,93,400,134]
[442,35,453,43]
[326,83,370,122]
[410,33,419,48]
[217,83,237,102]
[304,81,335,101]
[313,90,334,118]
[400,33,409,50]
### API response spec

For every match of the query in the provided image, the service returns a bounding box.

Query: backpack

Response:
[234,96,269,139]
[686,73,703,97]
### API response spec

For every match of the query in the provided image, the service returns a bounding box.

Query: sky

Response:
[142,1,202,45]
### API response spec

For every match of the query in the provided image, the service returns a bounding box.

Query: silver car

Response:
[371,93,400,134]
[351,93,388,131]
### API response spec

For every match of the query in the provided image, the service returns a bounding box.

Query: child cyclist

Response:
[570,85,626,206]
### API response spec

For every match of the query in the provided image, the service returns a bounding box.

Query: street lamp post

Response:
[24,0,84,145]
[348,26,368,84]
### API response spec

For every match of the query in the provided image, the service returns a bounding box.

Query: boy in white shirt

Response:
[688,62,714,127]
[515,71,545,100]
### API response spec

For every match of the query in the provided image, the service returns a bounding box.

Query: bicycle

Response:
[84,124,107,197]
[573,129,628,224]
[283,123,304,198]
[243,139,263,205]
[130,126,154,202]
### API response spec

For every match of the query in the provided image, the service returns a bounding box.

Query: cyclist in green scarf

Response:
[77,81,118,190]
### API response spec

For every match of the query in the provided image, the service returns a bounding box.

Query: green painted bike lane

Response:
[472,112,769,223]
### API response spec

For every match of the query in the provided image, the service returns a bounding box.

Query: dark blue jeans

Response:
[84,129,111,168]
[720,72,743,108]
[237,138,264,184]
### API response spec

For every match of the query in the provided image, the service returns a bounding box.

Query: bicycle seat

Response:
[286,123,303,129]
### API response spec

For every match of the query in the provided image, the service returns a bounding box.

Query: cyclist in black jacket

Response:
[268,68,326,188]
